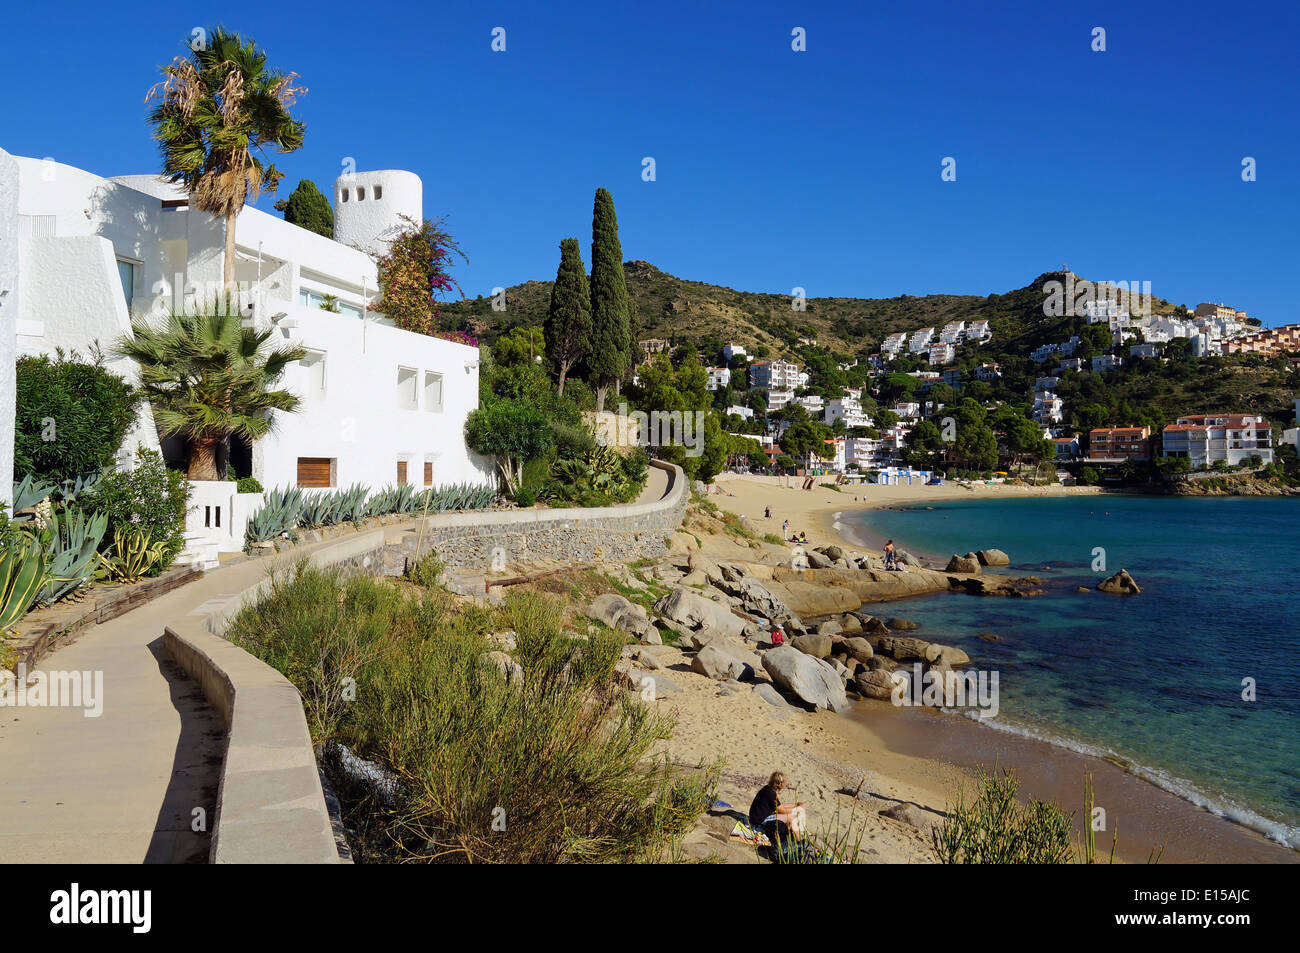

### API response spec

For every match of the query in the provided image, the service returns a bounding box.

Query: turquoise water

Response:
[851,495,1300,849]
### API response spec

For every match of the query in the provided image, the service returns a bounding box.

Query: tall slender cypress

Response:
[544,237,591,395]
[587,188,631,412]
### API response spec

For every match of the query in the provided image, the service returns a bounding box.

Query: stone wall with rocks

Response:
[405,461,687,570]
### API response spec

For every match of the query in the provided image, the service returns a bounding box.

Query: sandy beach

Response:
[675,475,1299,864]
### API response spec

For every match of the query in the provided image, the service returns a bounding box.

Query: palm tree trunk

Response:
[223,209,237,298]
[189,437,221,481]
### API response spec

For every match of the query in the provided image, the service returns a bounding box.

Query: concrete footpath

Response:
[0,537,361,864]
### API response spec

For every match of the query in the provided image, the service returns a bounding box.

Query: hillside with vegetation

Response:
[442,265,1179,361]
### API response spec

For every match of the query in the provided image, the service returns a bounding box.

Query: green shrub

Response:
[14,353,139,483]
[933,767,1073,864]
[405,552,445,589]
[226,564,717,863]
[512,487,537,507]
[235,476,264,494]
[86,449,188,563]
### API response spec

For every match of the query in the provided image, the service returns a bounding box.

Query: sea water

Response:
[850,494,1300,849]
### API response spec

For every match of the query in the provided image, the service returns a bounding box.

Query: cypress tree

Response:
[587,188,631,412]
[274,179,334,239]
[544,238,592,395]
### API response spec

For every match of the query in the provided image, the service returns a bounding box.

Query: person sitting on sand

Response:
[749,771,806,851]
[883,539,896,569]
[765,505,772,519]
[798,531,808,543]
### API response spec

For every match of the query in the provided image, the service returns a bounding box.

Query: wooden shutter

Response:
[397,461,408,486]
[297,457,333,488]
[423,462,433,486]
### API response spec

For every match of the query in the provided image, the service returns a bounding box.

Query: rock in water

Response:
[945,553,982,574]
[976,549,1010,567]
[1096,569,1141,595]
[762,645,851,712]
[887,617,919,630]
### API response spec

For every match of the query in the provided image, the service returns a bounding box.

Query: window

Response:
[297,457,335,488]
[340,189,349,203]
[357,187,366,201]
[373,185,383,200]
[423,371,443,412]
[397,367,418,410]
[396,460,408,486]
[116,259,136,305]
[338,302,363,320]
[423,459,434,486]
[300,289,364,319]
[300,350,326,399]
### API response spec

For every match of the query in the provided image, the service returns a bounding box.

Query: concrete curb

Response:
[163,528,387,864]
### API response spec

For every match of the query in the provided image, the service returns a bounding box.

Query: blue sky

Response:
[2,0,1296,325]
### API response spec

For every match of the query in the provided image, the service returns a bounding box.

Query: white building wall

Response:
[255,304,493,491]
[334,170,422,258]
[4,151,488,496]
[0,149,17,502]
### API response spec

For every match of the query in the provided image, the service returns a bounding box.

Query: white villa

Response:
[0,147,492,528]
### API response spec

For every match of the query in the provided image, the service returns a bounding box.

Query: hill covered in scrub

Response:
[440,263,1180,361]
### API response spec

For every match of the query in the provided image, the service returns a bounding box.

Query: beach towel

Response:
[730,819,771,846]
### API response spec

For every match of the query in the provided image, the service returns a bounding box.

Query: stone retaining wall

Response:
[409,460,686,568]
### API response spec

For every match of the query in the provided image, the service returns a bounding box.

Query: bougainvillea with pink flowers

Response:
[373,215,467,336]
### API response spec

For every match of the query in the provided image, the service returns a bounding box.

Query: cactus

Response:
[1,535,49,632]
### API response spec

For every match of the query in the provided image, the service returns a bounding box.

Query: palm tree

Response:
[146,28,306,293]
[116,304,307,480]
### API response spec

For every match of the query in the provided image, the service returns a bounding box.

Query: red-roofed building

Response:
[1161,414,1274,467]
[1088,426,1151,461]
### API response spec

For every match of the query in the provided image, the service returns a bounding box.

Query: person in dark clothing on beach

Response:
[749,771,805,854]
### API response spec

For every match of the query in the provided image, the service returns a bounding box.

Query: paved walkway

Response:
[0,535,368,863]
[0,470,679,864]
[635,463,671,505]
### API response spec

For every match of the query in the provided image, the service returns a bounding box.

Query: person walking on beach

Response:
[782,519,789,538]
[883,539,896,569]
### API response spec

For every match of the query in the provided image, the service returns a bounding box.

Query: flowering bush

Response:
[435,329,478,347]
[373,216,466,336]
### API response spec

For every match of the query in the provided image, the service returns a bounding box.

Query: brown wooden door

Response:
[297,457,333,488]
[423,461,433,486]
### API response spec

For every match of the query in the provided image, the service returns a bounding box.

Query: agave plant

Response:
[97,527,172,583]
[245,485,305,543]
[1,535,48,633]
[337,483,370,523]
[8,474,56,521]
[37,506,109,603]
[299,489,338,528]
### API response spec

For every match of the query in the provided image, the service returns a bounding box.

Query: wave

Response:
[943,706,1300,851]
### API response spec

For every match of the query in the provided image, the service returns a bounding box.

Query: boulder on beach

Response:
[817,545,846,562]
[1096,569,1141,595]
[976,549,1010,567]
[791,633,833,659]
[887,617,919,631]
[654,587,748,638]
[840,636,875,664]
[854,669,900,700]
[762,645,850,712]
[752,682,790,709]
[589,593,661,643]
[691,644,748,681]
[854,613,891,636]
[814,619,843,636]
[804,549,834,569]
[837,613,863,634]
[945,553,982,574]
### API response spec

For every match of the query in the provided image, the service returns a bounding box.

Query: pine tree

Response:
[587,188,631,412]
[544,238,591,395]
[274,179,334,238]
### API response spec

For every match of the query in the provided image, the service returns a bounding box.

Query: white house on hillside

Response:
[1,149,493,502]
